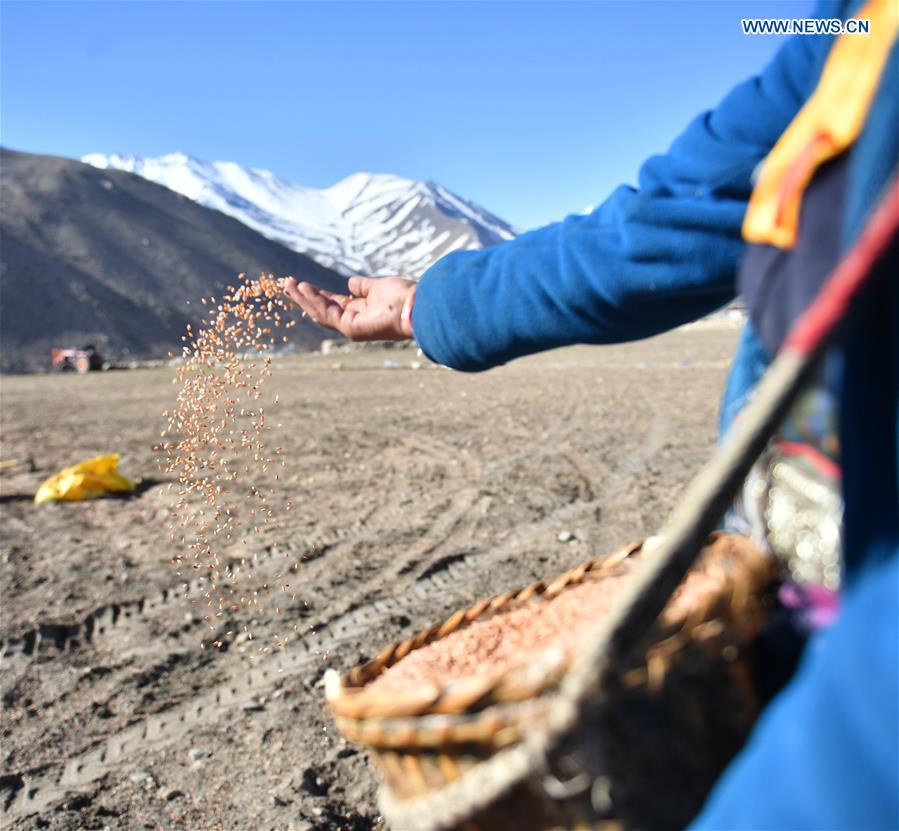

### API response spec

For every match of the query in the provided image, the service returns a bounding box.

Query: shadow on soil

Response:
[0,477,169,504]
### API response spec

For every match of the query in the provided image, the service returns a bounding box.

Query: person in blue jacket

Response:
[284,1,898,827]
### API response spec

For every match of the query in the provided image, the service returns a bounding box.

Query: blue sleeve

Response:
[412,33,827,371]
[688,554,899,831]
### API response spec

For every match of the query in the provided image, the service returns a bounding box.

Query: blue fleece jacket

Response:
[412,23,828,372]
[412,2,899,827]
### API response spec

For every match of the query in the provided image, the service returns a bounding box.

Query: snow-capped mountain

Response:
[82,152,517,278]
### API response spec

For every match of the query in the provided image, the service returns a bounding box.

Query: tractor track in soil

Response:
[0,331,738,829]
[5,380,668,819]
[3,548,509,818]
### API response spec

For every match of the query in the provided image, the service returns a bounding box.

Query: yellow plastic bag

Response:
[34,453,135,504]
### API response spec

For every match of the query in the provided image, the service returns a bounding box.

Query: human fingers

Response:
[295,281,345,330]
[347,276,376,298]
[282,279,316,316]
[318,289,352,308]
[282,280,331,322]
[280,277,299,303]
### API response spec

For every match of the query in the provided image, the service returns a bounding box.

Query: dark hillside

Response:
[0,148,345,372]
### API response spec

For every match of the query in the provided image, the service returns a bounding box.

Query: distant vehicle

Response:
[51,345,106,373]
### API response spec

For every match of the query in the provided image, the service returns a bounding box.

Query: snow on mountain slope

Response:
[82,152,517,277]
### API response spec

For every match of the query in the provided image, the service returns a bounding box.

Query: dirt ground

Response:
[1,325,739,831]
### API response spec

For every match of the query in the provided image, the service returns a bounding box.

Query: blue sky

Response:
[2,0,809,229]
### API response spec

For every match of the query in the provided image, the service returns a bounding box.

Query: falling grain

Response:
[160,273,302,650]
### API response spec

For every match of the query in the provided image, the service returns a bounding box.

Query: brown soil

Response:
[0,326,738,830]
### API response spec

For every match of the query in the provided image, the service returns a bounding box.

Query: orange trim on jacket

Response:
[743,0,899,250]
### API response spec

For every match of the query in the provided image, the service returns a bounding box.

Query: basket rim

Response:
[333,695,552,750]
[326,532,769,724]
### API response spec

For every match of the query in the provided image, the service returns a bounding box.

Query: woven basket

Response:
[326,533,773,831]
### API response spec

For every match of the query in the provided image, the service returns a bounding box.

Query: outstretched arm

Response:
[282,28,830,370]
[412,30,829,371]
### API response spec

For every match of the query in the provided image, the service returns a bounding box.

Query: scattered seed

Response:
[160,273,303,648]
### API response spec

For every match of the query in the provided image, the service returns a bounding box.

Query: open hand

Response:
[282,276,416,341]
